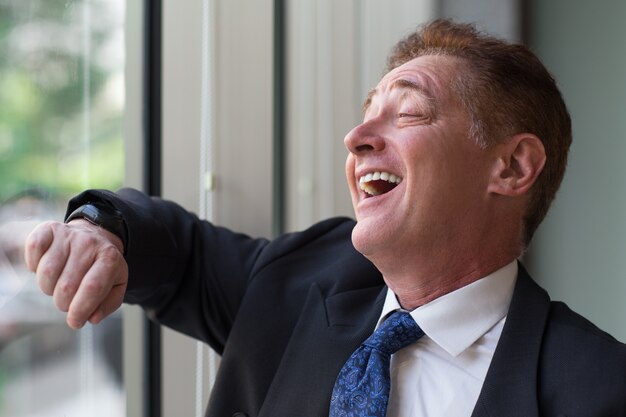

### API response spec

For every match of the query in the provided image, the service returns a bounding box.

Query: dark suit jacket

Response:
[68,188,626,417]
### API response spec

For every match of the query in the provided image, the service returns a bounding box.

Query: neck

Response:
[389,260,513,310]
[372,244,519,310]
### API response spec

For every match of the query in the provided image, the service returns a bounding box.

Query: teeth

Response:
[357,171,402,196]
[358,171,401,185]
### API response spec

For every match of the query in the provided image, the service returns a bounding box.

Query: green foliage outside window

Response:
[0,2,126,415]
[0,0,124,203]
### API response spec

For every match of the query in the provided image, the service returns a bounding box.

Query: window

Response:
[0,1,125,415]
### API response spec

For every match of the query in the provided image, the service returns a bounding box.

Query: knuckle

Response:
[34,220,56,232]
[75,232,99,249]
[83,278,106,295]
[38,262,62,284]
[44,221,65,238]
[99,244,123,262]
[38,263,56,279]
[25,235,41,254]
[25,223,51,250]
[57,280,77,299]
[25,222,65,271]
[46,220,64,231]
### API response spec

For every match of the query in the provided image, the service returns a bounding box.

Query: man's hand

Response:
[24,219,128,329]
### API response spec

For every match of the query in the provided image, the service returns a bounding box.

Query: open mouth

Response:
[358,171,402,197]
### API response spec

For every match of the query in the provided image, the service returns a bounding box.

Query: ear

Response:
[488,133,546,197]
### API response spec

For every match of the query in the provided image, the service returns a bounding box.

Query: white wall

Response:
[525,2,626,341]
[285,0,437,231]
[160,1,273,416]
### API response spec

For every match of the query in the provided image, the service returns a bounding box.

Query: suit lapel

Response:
[255,261,551,417]
[471,263,551,417]
[258,282,386,417]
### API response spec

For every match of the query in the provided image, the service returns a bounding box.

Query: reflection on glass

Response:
[0,0,125,416]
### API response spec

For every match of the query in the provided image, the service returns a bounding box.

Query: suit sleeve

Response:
[66,187,269,354]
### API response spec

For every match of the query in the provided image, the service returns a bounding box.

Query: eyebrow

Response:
[362,79,435,113]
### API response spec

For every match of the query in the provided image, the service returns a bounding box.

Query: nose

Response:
[344,119,386,155]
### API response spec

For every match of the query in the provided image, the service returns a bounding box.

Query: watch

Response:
[65,202,128,251]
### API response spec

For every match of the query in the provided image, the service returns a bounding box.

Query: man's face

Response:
[345,55,496,261]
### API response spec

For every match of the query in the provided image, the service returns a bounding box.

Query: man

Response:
[24,20,626,417]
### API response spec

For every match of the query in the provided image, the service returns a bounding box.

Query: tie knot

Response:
[364,311,424,355]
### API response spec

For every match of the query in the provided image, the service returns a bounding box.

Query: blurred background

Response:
[0,1,124,416]
[0,0,624,416]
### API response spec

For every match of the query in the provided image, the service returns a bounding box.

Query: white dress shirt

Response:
[378,261,517,417]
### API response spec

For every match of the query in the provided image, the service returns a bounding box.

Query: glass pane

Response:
[0,0,125,416]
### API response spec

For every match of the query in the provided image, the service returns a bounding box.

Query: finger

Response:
[36,234,72,296]
[24,221,56,272]
[66,244,126,329]
[51,245,94,312]
[87,282,127,325]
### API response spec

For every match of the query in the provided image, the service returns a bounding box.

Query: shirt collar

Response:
[377,260,517,357]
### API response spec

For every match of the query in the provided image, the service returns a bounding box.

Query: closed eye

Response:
[397,113,430,122]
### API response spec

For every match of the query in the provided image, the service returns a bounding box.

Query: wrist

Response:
[65,202,128,253]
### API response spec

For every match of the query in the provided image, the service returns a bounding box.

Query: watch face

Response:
[82,204,102,223]
[66,203,127,250]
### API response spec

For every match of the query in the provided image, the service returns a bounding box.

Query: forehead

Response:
[365,55,462,107]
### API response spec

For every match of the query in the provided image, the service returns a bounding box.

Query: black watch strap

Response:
[65,202,128,252]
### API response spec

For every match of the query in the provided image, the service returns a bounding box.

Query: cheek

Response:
[434,155,491,207]
[345,154,354,173]
[345,155,359,204]
[407,148,477,207]
[345,155,356,185]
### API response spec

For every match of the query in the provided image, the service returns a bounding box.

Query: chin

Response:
[350,219,387,258]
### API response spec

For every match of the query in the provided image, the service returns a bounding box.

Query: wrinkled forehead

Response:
[364,55,464,111]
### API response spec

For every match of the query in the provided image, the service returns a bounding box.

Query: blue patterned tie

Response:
[328,310,424,417]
